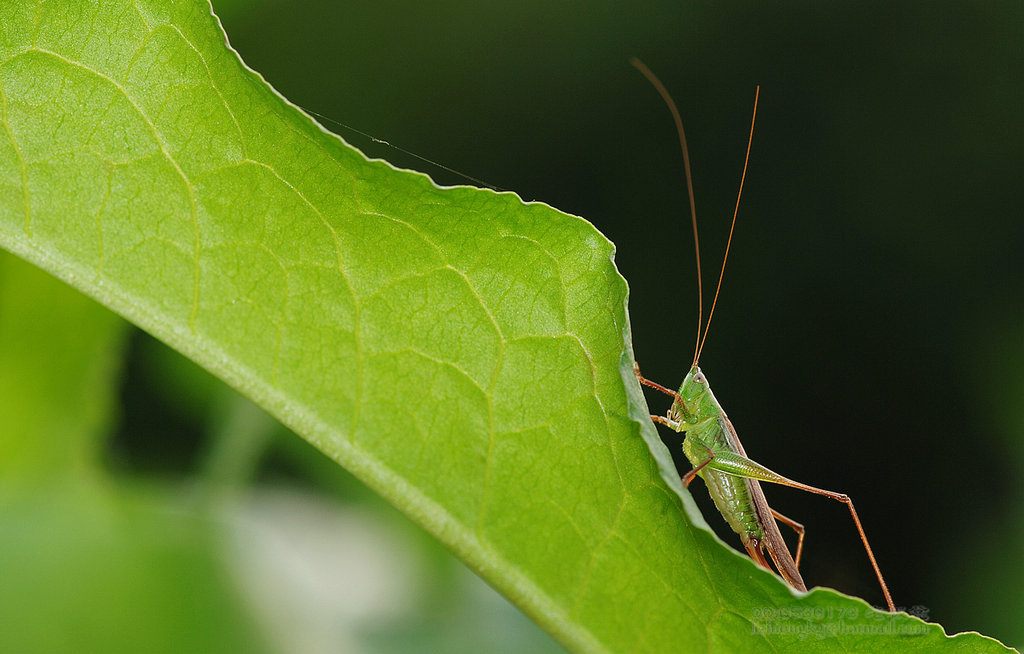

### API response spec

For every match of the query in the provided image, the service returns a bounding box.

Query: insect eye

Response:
[693,373,705,384]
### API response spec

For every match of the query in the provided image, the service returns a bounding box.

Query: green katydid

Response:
[630,58,895,612]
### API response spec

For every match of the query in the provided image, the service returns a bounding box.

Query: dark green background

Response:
[120,0,1021,648]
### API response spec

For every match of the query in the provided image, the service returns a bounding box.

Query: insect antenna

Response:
[301,107,504,191]
[630,58,704,368]
[695,86,759,365]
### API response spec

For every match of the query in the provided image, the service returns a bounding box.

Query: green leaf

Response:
[0,2,1010,651]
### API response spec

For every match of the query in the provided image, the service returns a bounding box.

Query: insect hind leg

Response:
[765,477,894,612]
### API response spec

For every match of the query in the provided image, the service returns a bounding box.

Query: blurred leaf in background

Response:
[0,252,267,653]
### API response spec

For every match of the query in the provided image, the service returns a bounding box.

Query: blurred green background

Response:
[3,0,1021,651]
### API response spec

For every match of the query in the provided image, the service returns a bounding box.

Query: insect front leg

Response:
[633,362,685,403]
[649,414,677,428]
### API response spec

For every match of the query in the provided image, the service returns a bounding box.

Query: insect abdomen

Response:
[684,419,765,542]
